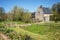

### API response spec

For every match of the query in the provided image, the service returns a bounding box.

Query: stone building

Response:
[32,6,52,22]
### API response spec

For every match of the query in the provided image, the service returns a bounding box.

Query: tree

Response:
[22,12,31,23]
[7,6,31,23]
[51,2,60,22]
[9,6,24,21]
[7,12,13,21]
[0,7,6,21]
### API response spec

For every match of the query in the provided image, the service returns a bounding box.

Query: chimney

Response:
[40,5,43,8]
[38,5,43,9]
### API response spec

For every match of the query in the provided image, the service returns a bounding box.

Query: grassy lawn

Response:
[9,23,60,40]
[0,22,60,40]
[23,24,48,35]
[21,23,60,35]
[10,27,44,40]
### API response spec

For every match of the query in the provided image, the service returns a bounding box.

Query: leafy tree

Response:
[51,2,60,22]
[22,12,31,23]
[8,6,24,21]
[0,7,6,21]
[7,12,13,21]
[7,6,31,23]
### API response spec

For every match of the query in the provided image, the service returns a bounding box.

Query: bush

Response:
[0,26,21,40]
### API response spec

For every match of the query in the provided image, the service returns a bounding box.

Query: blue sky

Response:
[0,0,60,12]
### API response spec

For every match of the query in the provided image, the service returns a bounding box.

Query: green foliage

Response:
[7,6,31,23]
[0,7,7,21]
[51,2,60,22]
[12,6,24,21]
[0,25,21,40]
[22,12,31,23]
[0,6,31,23]
[0,22,60,40]
[12,23,60,40]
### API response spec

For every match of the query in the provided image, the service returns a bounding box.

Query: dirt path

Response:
[0,33,11,40]
[19,24,32,27]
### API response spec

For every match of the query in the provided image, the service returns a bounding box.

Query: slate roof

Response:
[43,7,51,14]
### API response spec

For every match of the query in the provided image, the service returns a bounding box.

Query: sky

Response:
[0,0,60,12]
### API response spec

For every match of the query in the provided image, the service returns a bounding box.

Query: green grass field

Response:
[0,22,60,40]
[11,23,60,40]
[21,23,60,35]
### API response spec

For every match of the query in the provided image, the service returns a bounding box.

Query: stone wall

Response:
[35,6,44,22]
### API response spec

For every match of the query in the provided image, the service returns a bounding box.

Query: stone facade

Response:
[35,6,44,22]
[44,14,52,22]
[32,6,52,22]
